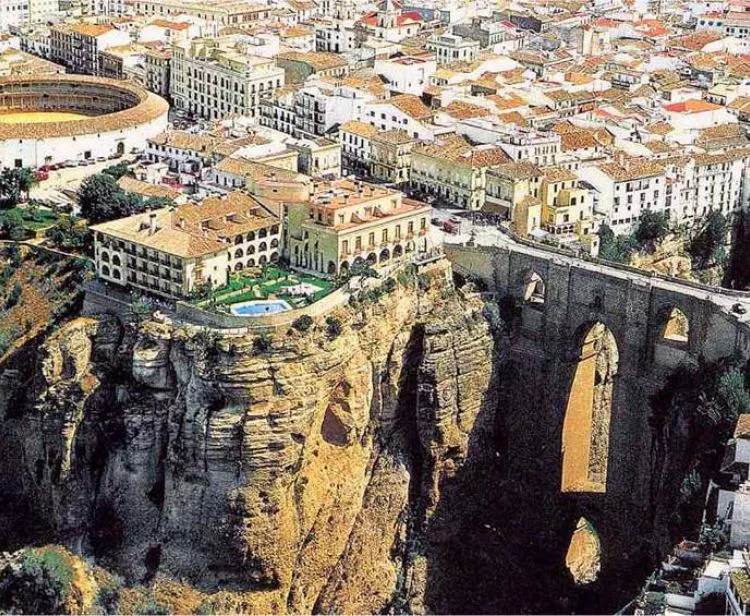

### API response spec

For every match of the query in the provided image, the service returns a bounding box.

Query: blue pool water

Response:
[230,299,292,317]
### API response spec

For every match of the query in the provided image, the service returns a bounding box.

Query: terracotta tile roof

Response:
[277,50,348,71]
[149,130,222,153]
[340,120,378,138]
[415,133,510,166]
[490,161,542,180]
[150,19,190,30]
[117,176,180,201]
[0,74,167,141]
[371,129,414,145]
[443,100,492,120]
[91,192,279,259]
[542,165,577,183]
[388,94,432,120]
[70,23,115,37]
[663,99,723,113]
[560,130,598,151]
[596,158,665,181]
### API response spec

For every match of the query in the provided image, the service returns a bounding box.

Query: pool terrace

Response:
[194,265,336,314]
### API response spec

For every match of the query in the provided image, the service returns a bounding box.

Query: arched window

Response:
[270,252,278,262]
[247,258,255,268]
[112,268,121,280]
[259,242,267,252]
[101,251,110,263]
[112,254,121,266]
[247,231,255,242]
[561,322,618,493]
[234,248,244,259]
[271,238,279,248]
[235,234,243,245]
[102,265,110,277]
[234,262,243,271]
[259,255,267,265]
[259,228,267,239]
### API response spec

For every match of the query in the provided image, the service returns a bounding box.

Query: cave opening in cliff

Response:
[565,517,601,585]
[661,306,690,345]
[561,322,618,493]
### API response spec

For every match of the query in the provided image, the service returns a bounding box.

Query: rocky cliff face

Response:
[0,262,504,613]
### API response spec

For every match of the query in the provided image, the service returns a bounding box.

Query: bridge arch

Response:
[561,321,619,494]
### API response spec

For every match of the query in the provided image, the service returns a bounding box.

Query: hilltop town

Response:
[5,0,750,613]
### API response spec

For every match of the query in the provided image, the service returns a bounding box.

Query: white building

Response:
[170,37,285,121]
[374,54,437,96]
[584,157,667,234]
[426,33,480,65]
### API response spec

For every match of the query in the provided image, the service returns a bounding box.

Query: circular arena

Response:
[0,74,169,168]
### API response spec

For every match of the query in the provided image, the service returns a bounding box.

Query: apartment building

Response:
[411,133,511,210]
[98,43,147,80]
[144,45,171,98]
[370,129,414,184]
[170,37,285,120]
[585,157,667,234]
[426,33,480,65]
[484,161,543,219]
[373,54,437,96]
[497,130,561,166]
[50,23,130,75]
[363,94,436,140]
[286,178,431,276]
[339,120,376,176]
[91,191,281,298]
[126,0,270,35]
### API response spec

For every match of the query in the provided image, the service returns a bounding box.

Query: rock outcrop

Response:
[0,262,502,613]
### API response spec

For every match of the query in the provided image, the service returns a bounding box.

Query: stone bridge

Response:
[443,240,750,609]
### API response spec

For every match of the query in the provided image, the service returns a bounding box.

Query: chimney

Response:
[149,212,157,235]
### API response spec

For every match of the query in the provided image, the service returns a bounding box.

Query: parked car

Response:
[733,303,747,315]
[443,220,460,235]
[431,217,442,226]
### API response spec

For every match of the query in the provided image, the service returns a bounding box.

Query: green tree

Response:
[690,211,728,266]
[46,217,88,250]
[78,174,125,223]
[0,209,28,240]
[635,210,670,245]
[598,223,637,263]
[102,162,131,180]
[325,315,342,339]
[0,167,35,209]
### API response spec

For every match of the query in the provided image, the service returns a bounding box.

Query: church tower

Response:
[376,0,400,30]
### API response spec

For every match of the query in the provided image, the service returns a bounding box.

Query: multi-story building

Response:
[315,21,361,53]
[497,130,561,166]
[370,129,414,184]
[484,161,543,220]
[538,166,594,239]
[585,157,667,234]
[411,133,511,210]
[363,94,437,140]
[0,0,60,30]
[339,120,376,176]
[170,37,285,120]
[126,0,270,35]
[144,45,171,98]
[287,178,431,276]
[373,54,436,96]
[91,191,282,298]
[98,43,147,80]
[426,33,480,65]
[50,23,130,75]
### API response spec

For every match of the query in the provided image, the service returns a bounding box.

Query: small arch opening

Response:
[521,270,545,307]
[565,517,601,586]
[662,306,690,345]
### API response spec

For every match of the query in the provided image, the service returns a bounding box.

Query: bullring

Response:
[0,74,169,168]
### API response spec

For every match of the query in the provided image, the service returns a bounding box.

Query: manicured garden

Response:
[195,265,336,310]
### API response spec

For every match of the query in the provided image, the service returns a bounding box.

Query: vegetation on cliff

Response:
[650,356,750,542]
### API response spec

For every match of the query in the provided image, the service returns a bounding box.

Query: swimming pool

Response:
[230,299,292,317]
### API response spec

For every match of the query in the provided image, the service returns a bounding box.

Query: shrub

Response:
[325,315,342,340]
[292,314,314,332]
[0,548,76,614]
[383,278,397,293]
[6,281,22,308]
[95,576,123,614]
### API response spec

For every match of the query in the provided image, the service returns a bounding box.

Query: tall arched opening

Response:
[561,322,618,493]
[565,517,601,585]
